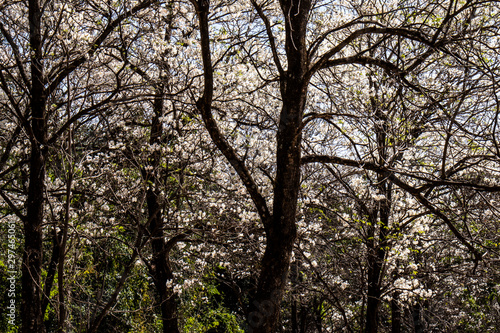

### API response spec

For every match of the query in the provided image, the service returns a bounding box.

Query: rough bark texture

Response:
[18,1,158,331]
[147,189,179,333]
[412,302,425,333]
[391,293,401,333]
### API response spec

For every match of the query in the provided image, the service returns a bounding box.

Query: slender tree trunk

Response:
[299,304,307,333]
[365,239,382,333]
[23,0,46,331]
[146,86,179,333]
[42,229,61,317]
[314,298,323,333]
[412,302,425,333]
[364,211,384,333]
[292,299,298,333]
[291,262,298,333]
[364,76,393,333]
[57,159,72,333]
[391,293,401,333]
[56,56,75,333]
[365,202,390,333]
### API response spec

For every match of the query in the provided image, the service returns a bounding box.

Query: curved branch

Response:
[301,154,486,262]
[0,21,30,90]
[301,155,500,192]
[0,188,26,222]
[251,0,284,76]
[193,1,271,224]
[46,0,158,97]
[307,26,445,80]
[321,55,404,75]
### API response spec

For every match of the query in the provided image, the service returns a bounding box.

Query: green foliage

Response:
[180,269,244,333]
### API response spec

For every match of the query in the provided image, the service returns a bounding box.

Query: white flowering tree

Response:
[297,1,500,331]
[190,0,500,332]
[1,0,500,332]
[0,0,165,331]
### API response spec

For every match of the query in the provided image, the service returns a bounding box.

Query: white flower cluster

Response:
[392,277,433,302]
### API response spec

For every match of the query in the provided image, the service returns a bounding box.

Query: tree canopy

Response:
[1,0,500,332]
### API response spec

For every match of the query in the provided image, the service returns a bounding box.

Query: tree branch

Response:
[193,0,272,224]
[301,155,485,262]
[251,0,285,76]
[46,0,158,97]
[0,21,30,90]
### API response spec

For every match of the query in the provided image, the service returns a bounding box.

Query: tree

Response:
[0,0,161,330]
[2,0,500,332]
[190,0,500,331]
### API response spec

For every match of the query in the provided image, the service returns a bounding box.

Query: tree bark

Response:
[314,298,323,333]
[412,302,425,333]
[365,101,392,333]
[192,0,311,331]
[147,188,179,333]
[364,195,391,333]
[145,73,179,332]
[247,1,311,331]
[22,0,46,331]
[391,293,401,333]
[365,235,383,333]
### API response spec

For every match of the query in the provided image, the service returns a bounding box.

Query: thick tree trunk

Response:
[147,185,179,333]
[246,1,311,331]
[193,0,311,331]
[23,0,46,331]
[248,225,295,332]
[247,94,306,332]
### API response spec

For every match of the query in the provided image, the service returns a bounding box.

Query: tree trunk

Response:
[292,299,298,333]
[391,293,401,333]
[22,0,46,331]
[147,186,179,333]
[314,298,323,333]
[412,303,424,333]
[365,244,382,333]
[192,0,311,331]
[246,0,311,331]
[247,90,307,332]
[146,86,180,333]
[147,192,179,333]
[365,204,390,333]
[364,79,392,333]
